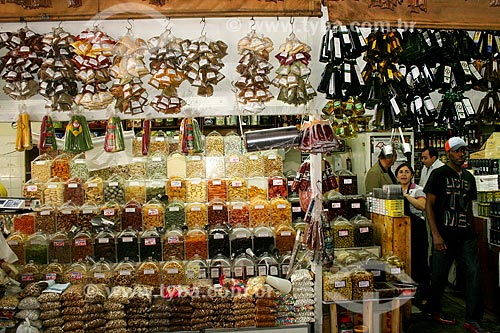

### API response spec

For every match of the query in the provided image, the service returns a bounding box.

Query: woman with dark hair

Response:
[396,162,430,308]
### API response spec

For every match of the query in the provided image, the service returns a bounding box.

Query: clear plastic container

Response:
[150,130,170,155]
[225,153,245,178]
[7,232,25,265]
[65,260,88,285]
[270,197,292,227]
[162,258,184,285]
[129,157,147,177]
[71,230,93,263]
[325,192,346,221]
[279,253,291,278]
[346,195,365,220]
[256,252,279,277]
[268,174,288,200]
[121,200,143,231]
[44,260,65,283]
[56,202,79,232]
[84,175,104,204]
[207,178,227,202]
[351,215,374,247]
[208,225,230,258]
[245,152,264,177]
[209,254,231,284]
[90,259,113,284]
[249,197,270,227]
[167,152,186,178]
[93,229,116,263]
[186,154,206,178]
[385,253,405,282]
[125,177,146,204]
[113,259,137,286]
[205,131,224,155]
[35,204,56,234]
[142,199,165,230]
[224,131,242,155]
[51,153,71,180]
[25,232,49,265]
[43,177,64,207]
[185,228,208,259]
[275,224,296,255]
[230,226,253,257]
[165,199,186,229]
[64,177,85,206]
[69,153,89,181]
[232,254,256,280]
[101,200,122,232]
[147,151,167,178]
[289,195,304,225]
[206,153,225,179]
[31,154,52,183]
[323,265,352,301]
[78,201,99,231]
[19,260,42,285]
[104,174,126,204]
[332,216,355,248]
[337,170,358,196]
[132,131,143,157]
[48,231,72,264]
[185,255,208,284]
[247,177,268,200]
[351,266,374,300]
[229,200,249,228]
[139,229,162,261]
[186,202,207,229]
[13,213,35,235]
[137,257,161,287]
[227,177,247,201]
[116,227,139,262]
[163,228,184,260]
[263,150,283,177]
[22,178,44,202]
[147,177,167,202]
[208,198,228,228]
[186,178,207,203]
[166,176,186,201]
[253,226,274,257]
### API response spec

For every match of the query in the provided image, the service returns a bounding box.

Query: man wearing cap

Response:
[424,137,489,333]
[364,145,398,194]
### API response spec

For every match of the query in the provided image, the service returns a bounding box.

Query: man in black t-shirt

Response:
[424,137,489,333]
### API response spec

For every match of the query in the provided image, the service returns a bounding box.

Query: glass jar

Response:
[322,265,352,301]
[351,266,374,300]
[186,178,207,203]
[185,255,208,284]
[229,200,249,228]
[78,202,100,231]
[247,177,268,200]
[351,215,374,247]
[44,260,65,283]
[268,174,288,200]
[132,131,143,157]
[224,131,242,155]
[150,131,169,155]
[289,195,303,225]
[249,197,270,227]
[208,198,228,228]
[116,227,139,262]
[104,174,125,204]
[93,229,116,263]
[232,254,256,280]
[56,202,79,232]
[332,217,355,248]
[34,204,56,234]
[31,153,52,183]
[125,177,146,204]
[208,225,230,258]
[64,260,88,284]
[325,192,346,221]
[227,177,247,201]
[225,153,245,178]
[7,232,25,265]
[22,178,44,202]
[230,226,252,257]
[275,224,296,255]
[186,202,207,229]
[51,153,71,180]
[129,157,147,177]
[207,178,227,202]
[136,257,161,287]
[166,176,186,201]
[209,254,231,284]
[253,226,274,257]
[270,197,292,228]
[90,259,113,284]
[165,199,185,229]
[113,259,136,286]
[337,170,358,196]
[13,213,35,235]
[245,152,264,177]
[25,232,48,265]
[206,153,225,179]
[121,200,143,231]
[346,195,365,220]
[185,228,208,259]
[84,175,104,204]
[205,131,224,155]
[145,177,166,202]
[263,150,283,177]
[147,151,167,178]
[167,152,186,178]
[163,228,184,260]
[48,231,71,264]
[186,154,206,178]
[69,153,89,181]
[71,230,93,263]
[140,229,162,261]
[101,200,122,232]
[19,261,42,285]
[279,253,292,278]
[43,177,64,207]
[385,253,405,282]
[162,258,184,286]
[142,199,164,230]
[256,252,279,277]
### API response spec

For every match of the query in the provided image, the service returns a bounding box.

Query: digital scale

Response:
[0,197,34,214]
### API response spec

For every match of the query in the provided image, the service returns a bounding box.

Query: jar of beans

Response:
[147,151,167,178]
[71,230,93,263]
[163,228,185,260]
[167,152,186,178]
[229,200,249,228]
[93,228,116,263]
[64,177,85,206]
[78,202,100,231]
[232,254,256,281]
[206,153,225,179]
[186,154,206,178]
[56,202,79,232]
[245,152,264,177]
[230,226,253,257]
[69,153,89,181]
[185,255,208,284]
[332,217,355,248]
[101,200,122,232]
[185,228,208,259]
[31,153,52,183]
[139,229,162,261]
[121,200,143,231]
[51,153,71,180]
[48,231,71,264]
[165,199,185,229]
[143,199,165,231]
[186,202,207,229]
[116,227,139,262]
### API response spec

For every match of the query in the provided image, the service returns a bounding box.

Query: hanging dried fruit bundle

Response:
[104,115,125,153]
[64,112,93,153]
[38,114,58,153]
[15,110,33,151]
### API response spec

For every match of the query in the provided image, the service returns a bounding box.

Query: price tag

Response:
[45,273,57,281]
[246,266,255,276]
[223,268,231,277]
[70,272,82,280]
[104,208,115,216]
[21,274,34,282]
[277,204,287,209]
[258,266,267,276]
[255,204,264,209]
[343,178,353,184]
[199,269,206,278]
[75,239,87,246]
[390,267,401,274]
[292,207,302,213]
[268,154,277,160]
[109,182,118,187]
[372,270,381,277]
[269,266,278,276]
[281,231,292,236]
[154,137,165,142]
[213,205,223,211]
[211,268,219,278]
[257,232,269,238]
[233,204,243,210]
[7,241,18,246]
[360,227,370,233]
[171,180,182,187]
[167,268,179,274]
[339,230,349,237]
[130,181,140,186]
[62,209,72,215]
[273,179,283,186]
[26,185,37,192]
[122,237,134,243]
[213,180,222,185]
[82,209,93,214]
[214,233,224,239]
[236,233,246,239]
[53,240,65,247]
[281,265,289,275]
[88,182,98,188]
[144,269,155,275]
[35,161,47,165]
[190,179,201,185]
[168,236,179,243]
[359,280,370,288]
[351,203,361,209]
[232,181,242,187]
[125,208,136,213]
[191,155,201,161]
[169,206,180,212]
[144,238,157,246]
[332,202,341,209]
[152,156,162,162]
[119,270,131,276]
[148,208,159,216]
[98,238,109,244]
[334,281,346,288]
[249,155,259,160]
[229,156,240,163]
[191,206,201,211]
[47,184,57,189]
[234,267,243,277]
[187,270,195,279]
[94,273,105,279]
[40,210,51,216]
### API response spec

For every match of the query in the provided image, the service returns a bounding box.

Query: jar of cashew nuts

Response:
[205,131,224,155]
[142,199,165,231]
[31,154,52,183]
[227,177,247,201]
[43,177,64,207]
[225,153,245,178]
[186,178,207,203]
[84,176,104,204]
[186,154,206,178]
[186,202,207,229]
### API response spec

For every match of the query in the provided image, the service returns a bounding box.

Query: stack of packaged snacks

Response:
[39,288,63,333]
[127,285,153,332]
[60,284,85,332]
[291,269,315,323]
[0,294,18,330]
[190,282,214,331]
[212,287,234,329]
[15,282,47,330]
[104,286,131,333]
[165,287,192,332]
[255,285,277,328]
[148,296,169,333]
[276,291,296,326]
[83,284,107,332]
[233,293,255,328]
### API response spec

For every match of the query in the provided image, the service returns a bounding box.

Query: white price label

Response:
[144,269,155,275]
[390,267,402,274]
[213,205,223,211]
[171,180,182,187]
[339,230,349,237]
[258,266,267,276]
[351,203,361,209]
[273,179,283,186]
[167,268,179,274]
[334,281,346,288]
[213,180,222,185]
[98,238,109,244]
[147,208,159,216]
[343,178,353,184]
[122,237,134,243]
[281,231,292,236]
[94,273,105,279]
[332,202,341,208]
[169,206,180,212]
[277,204,287,209]
[125,208,136,213]
[119,270,131,276]
[358,280,370,288]
[103,208,115,216]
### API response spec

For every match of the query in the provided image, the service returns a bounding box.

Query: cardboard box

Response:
[470,132,500,159]
[475,175,499,192]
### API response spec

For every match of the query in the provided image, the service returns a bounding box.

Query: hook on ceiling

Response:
[250,16,256,32]
[200,17,206,36]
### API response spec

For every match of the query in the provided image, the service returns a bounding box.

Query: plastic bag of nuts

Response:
[84,176,104,204]
[31,154,53,183]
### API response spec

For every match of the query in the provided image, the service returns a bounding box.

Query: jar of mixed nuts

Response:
[90,258,113,284]
[249,196,270,228]
[113,259,136,286]
[44,177,64,207]
[56,202,79,232]
[22,178,44,202]
[64,260,88,285]
[245,152,264,177]
[136,257,161,287]
[150,131,169,156]
[208,198,228,228]
[263,150,283,177]
[44,260,65,283]
[78,201,100,231]
[205,131,224,155]
[161,258,184,286]
[163,228,184,260]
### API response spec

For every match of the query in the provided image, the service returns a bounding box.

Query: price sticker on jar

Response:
[281,231,292,236]
[21,274,34,282]
[344,178,353,184]
[255,204,265,210]
[214,233,224,239]
[45,273,57,281]
[53,240,65,247]
[273,179,283,186]
[94,273,105,279]
[293,207,302,213]
[213,180,222,186]
[191,155,201,161]
[211,268,219,278]
[358,280,370,288]
[390,267,401,274]
[339,230,349,237]
[191,206,201,211]
[186,270,195,279]
[167,268,179,274]
[232,180,242,187]
[109,182,119,187]
[168,236,180,243]
[258,266,267,276]
[249,155,259,161]
[119,270,131,276]
[26,185,38,192]
[104,208,115,216]
[68,183,79,188]
[171,180,182,187]
[87,182,98,188]
[246,266,255,276]
[98,238,109,244]
[332,202,341,209]
[144,238,157,246]
[144,269,155,275]
[70,272,82,280]
[213,205,223,211]
[334,280,346,288]
[277,204,287,209]
[351,203,361,209]
[40,210,51,216]
[147,208,159,216]
[229,156,240,163]
[169,206,180,212]
[125,207,136,213]
[75,239,87,246]
[233,204,243,210]
[360,227,370,233]
[122,237,134,243]
[234,267,243,277]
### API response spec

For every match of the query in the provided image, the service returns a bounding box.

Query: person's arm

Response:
[403,193,426,211]
[426,192,446,252]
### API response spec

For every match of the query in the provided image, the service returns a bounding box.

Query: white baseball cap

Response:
[445,137,466,152]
